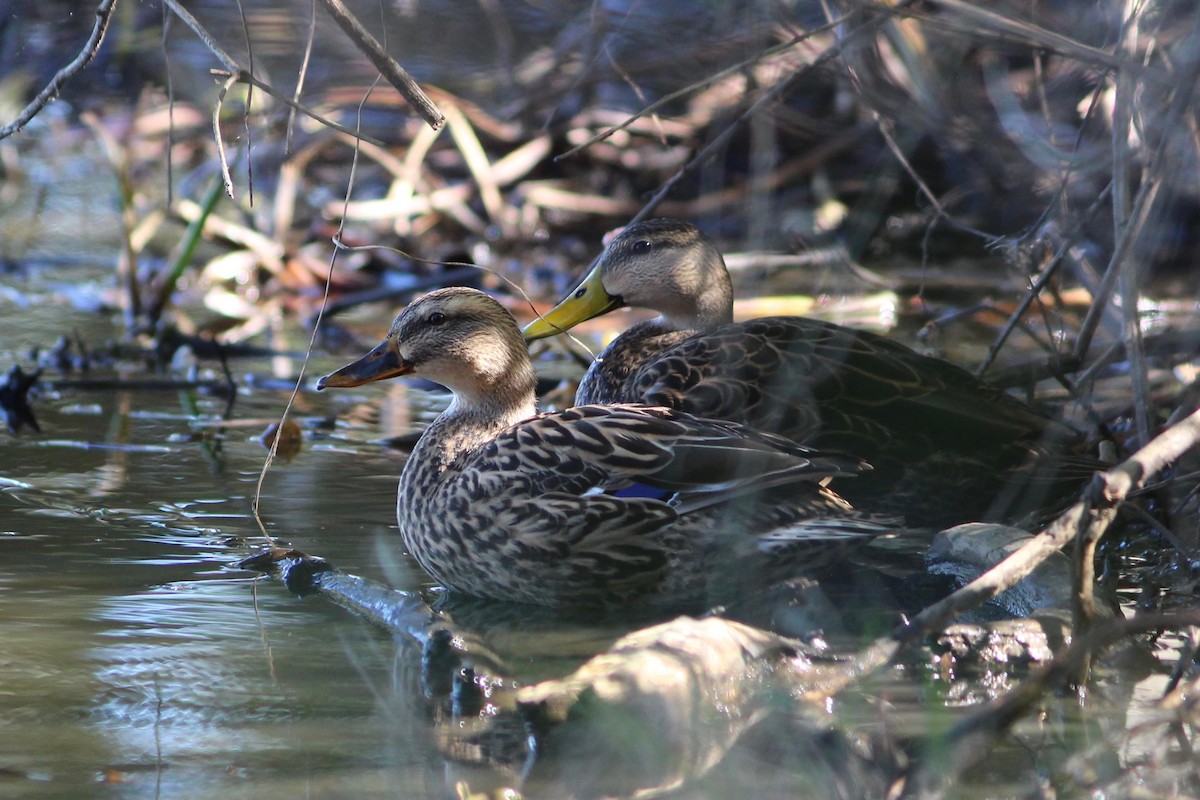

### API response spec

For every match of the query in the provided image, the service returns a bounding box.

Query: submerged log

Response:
[516,616,892,799]
[237,547,431,638]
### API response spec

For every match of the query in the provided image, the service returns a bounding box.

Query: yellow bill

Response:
[522,263,624,341]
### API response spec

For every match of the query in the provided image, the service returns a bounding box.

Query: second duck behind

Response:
[523,219,1086,528]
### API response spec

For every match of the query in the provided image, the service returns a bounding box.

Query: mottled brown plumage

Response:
[523,219,1086,527]
[319,287,895,609]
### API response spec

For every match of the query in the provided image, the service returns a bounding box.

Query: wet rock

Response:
[935,618,1065,668]
[925,522,1114,620]
[926,523,1123,679]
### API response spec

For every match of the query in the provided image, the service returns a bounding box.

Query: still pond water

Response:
[0,265,914,800]
[0,272,456,798]
[0,3,1188,797]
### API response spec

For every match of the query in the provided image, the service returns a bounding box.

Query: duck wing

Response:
[453,404,870,599]
[490,403,865,501]
[627,317,1069,458]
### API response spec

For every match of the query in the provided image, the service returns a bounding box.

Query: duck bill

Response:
[522,264,625,341]
[316,338,412,389]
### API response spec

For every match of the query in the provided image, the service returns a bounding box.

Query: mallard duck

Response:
[522,219,1085,528]
[317,287,894,609]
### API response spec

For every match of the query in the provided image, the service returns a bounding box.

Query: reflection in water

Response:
[0,480,443,797]
[85,579,429,798]
[0,306,453,796]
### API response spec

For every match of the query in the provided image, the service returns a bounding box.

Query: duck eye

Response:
[428,312,446,325]
[632,240,651,252]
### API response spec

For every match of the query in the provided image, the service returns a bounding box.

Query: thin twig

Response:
[976,184,1113,378]
[636,10,898,227]
[893,0,1132,73]
[555,9,857,162]
[161,4,175,206]
[250,75,383,541]
[0,0,119,140]
[212,72,239,199]
[211,69,385,145]
[285,0,319,154]
[315,0,445,130]
[233,0,255,206]
[1073,20,1200,367]
[1112,0,1144,448]
[161,0,239,72]
[164,0,384,146]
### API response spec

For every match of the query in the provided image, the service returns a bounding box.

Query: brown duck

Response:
[523,219,1087,528]
[318,287,896,610]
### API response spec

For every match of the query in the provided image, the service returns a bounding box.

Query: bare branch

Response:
[160,0,239,73]
[555,9,856,162]
[0,0,119,140]
[635,7,900,227]
[897,0,1131,72]
[212,72,239,199]
[164,1,383,149]
[1073,25,1200,370]
[232,0,255,207]
[899,404,1200,644]
[211,69,385,146]
[286,0,319,154]
[315,0,445,130]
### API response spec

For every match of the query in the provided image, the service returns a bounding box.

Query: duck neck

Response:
[407,363,538,474]
[665,290,732,333]
[657,258,734,333]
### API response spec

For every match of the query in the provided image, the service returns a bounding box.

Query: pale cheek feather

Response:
[426,358,479,391]
[471,342,512,383]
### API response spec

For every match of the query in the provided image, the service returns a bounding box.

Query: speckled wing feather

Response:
[620,317,1063,455]
[575,321,693,407]
[424,404,871,604]
[566,315,1090,528]
[478,404,864,505]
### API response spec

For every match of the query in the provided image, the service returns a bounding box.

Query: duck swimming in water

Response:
[318,287,895,610]
[523,219,1085,528]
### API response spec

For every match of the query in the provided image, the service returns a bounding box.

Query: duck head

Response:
[523,218,734,341]
[318,287,537,412]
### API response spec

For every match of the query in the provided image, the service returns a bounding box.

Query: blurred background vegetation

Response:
[4,0,1196,356]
